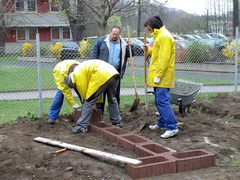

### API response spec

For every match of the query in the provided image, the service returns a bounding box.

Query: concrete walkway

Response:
[0,85,240,101]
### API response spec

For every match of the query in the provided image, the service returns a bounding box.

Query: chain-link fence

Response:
[1,31,240,122]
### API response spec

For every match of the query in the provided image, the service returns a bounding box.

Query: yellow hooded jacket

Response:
[147,26,176,88]
[53,60,80,106]
[70,60,119,100]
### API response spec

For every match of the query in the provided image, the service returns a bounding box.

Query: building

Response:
[3,0,72,52]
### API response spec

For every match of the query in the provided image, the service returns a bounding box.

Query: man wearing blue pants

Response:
[48,60,81,124]
[144,16,178,138]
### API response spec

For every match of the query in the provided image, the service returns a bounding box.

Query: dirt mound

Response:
[1,93,240,179]
[192,93,240,118]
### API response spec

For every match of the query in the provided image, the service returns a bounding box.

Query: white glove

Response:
[72,104,81,110]
[154,76,161,84]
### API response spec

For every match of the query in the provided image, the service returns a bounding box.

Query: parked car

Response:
[60,41,80,60]
[207,33,226,39]
[179,35,197,41]
[173,35,185,40]
[198,34,213,39]
[175,40,189,62]
[124,38,144,56]
[191,35,202,39]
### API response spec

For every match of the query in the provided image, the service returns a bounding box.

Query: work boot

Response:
[71,126,87,134]
[160,129,179,139]
[48,118,55,124]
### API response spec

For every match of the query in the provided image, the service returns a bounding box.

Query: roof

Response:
[5,12,69,27]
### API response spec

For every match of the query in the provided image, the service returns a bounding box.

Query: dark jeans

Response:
[76,76,122,129]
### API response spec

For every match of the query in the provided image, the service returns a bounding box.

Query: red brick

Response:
[73,109,102,124]
[91,121,113,128]
[101,127,128,141]
[125,155,176,179]
[91,109,102,123]
[135,142,170,157]
[170,149,216,172]
[117,134,150,151]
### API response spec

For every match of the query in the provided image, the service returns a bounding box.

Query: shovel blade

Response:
[129,98,140,112]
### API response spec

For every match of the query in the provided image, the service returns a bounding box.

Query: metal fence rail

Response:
[0,30,239,122]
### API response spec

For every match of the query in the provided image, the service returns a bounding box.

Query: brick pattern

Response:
[86,110,216,179]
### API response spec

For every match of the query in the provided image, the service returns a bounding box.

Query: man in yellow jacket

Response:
[64,59,122,133]
[144,16,178,138]
[48,60,81,124]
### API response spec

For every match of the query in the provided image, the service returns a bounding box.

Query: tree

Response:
[0,0,16,51]
[78,0,137,35]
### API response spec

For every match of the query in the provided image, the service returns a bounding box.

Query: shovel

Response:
[127,26,140,112]
[143,32,149,115]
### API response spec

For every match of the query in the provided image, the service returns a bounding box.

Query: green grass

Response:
[0,98,74,123]
[122,74,234,87]
[0,65,55,91]
[179,77,234,85]
[0,53,19,61]
[0,95,155,124]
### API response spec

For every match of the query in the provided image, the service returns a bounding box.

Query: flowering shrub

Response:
[21,43,34,56]
[223,40,240,62]
[50,42,63,58]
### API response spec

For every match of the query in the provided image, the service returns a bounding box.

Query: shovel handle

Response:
[127,26,138,97]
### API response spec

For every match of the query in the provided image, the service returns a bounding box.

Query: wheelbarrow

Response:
[147,79,203,118]
[170,79,203,117]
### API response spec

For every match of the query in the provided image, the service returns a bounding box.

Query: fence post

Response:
[234,27,239,92]
[36,32,43,116]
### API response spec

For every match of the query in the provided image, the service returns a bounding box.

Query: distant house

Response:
[3,0,72,52]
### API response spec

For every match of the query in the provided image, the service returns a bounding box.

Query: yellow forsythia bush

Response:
[22,42,34,56]
[79,39,89,58]
[223,40,240,62]
[50,42,63,57]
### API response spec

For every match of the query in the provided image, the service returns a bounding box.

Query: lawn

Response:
[0,65,55,91]
[122,74,234,86]
[0,53,19,61]
[0,64,235,91]
[0,93,220,124]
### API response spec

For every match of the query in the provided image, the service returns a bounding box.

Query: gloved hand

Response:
[154,76,161,84]
[72,104,81,110]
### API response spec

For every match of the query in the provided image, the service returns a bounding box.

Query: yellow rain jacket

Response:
[53,60,80,106]
[70,60,119,100]
[147,26,176,88]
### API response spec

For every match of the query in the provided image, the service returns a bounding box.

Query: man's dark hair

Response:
[144,16,163,29]
[111,26,121,33]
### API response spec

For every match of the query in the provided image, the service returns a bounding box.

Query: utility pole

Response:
[233,0,239,36]
[137,0,141,37]
[206,9,209,33]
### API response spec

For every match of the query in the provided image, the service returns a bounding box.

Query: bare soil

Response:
[1,93,240,180]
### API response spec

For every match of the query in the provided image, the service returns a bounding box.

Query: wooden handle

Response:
[143,32,149,112]
[127,26,138,97]
[54,148,67,154]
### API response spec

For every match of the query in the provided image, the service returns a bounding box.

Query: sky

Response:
[159,0,209,15]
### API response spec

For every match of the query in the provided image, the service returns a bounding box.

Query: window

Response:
[52,27,59,39]
[63,27,70,39]
[28,0,36,11]
[29,28,37,40]
[16,0,24,11]
[51,1,59,12]
[17,28,26,40]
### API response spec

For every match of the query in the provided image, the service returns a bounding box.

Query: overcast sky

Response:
[161,0,209,15]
